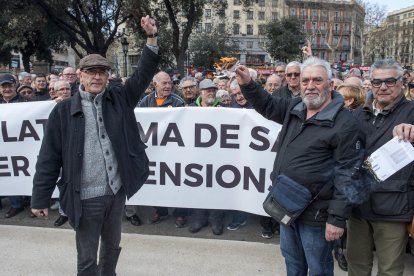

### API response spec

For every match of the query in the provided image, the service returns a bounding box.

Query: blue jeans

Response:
[280,221,334,276]
[76,189,126,276]
[9,196,23,208]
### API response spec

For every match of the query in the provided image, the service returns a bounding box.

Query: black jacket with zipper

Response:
[241,80,363,228]
[352,94,414,222]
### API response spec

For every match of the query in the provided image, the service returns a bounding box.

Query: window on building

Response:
[335,11,339,19]
[290,8,296,16]
[234,0,241,5]
[205,23,212,33]
[321,52,325,59]
[247,24,253,35]
[258,0,265,7]
[322,10,328,18]
[258,41,265,48]
[258,24,266,35]
[233,24,240,35]
[344,23,349,31]
[196,23,203,33]
[205,9,211,18]
[247,11,254,20]
[218,23,225,34]
[312,22,317,31]
[234,10,240,19]
[321,22,327,30]
[259,11,265,20]
[301,9,306,17]
[247,41,254,49]
[272,12,278,21]
[272,0,278,7]
[312,10,317,18]
[335,23,339,31]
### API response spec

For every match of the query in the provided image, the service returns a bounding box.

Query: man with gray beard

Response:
[235,57,363,275]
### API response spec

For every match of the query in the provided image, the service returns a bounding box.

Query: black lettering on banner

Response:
[11,156,30,176]
[160,162,181,186]
[249,126,270,151]
[137,122,158,145]
[206,164,213,188]
[220,124,239,149]
[160,123,185,146]
[243,167,265,193]
[183,163,203,187]
[1,121,18,142]
[19,120,40,141]
[0,156,11,177]
[194,124,217,148]
[216,165,240,188]
[145,161,157,184]
[36,119,48,134]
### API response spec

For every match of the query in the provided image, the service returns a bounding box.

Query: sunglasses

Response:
[408,83,414,89]
[286,72,300,78]
[370,76,401,88]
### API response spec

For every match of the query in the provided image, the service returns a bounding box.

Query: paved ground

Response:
[0,199,413,275]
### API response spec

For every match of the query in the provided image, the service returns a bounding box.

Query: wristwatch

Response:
[147,32,158,38]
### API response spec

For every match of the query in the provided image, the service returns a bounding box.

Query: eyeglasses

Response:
[63,73,76,76]
[275,70,285,74]
[182,85,195,90]
[57,87,71,91]
[286,72,300,78]
[19,90,32,95]
[408,83,414,89]
[82,69,108,77]
[370,76,401,88]
[301,77,325,86]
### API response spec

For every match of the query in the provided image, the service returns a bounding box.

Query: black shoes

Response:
[211,224,223,235]
[54,215,68,227]
[5,207,24,218]
[126,214,142,226]
[334,251,348,272]
[188,222,208,233]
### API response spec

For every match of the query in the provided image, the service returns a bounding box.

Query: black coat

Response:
[353,94,414,222]
[241,80,363,228]
[31,46,160,229]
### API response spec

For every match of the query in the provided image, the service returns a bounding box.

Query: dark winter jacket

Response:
[352,94,414,222]
[241,80,363,228]
[139,90,185,107]
[31,46,160,229]
[272,85,299,99]
[32,89,51,101]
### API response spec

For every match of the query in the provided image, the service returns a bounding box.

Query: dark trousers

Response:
[76,190,126,276]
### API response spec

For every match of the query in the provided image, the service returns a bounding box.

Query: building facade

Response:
[386,6,414,69]
[285,0,364,65]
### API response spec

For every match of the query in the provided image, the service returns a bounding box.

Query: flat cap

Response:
[0,74,16,85]
[199,79,217,90]
[79,54,111,70]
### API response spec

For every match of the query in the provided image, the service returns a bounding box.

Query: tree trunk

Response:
[21,52,31,73]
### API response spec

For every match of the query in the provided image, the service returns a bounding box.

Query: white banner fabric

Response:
[0,102,281,216]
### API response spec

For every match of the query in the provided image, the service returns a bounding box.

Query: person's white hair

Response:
[54,80,70,91]
[248,68,257,81]
[216,89,230,99]
[230,79,239,90]
[301,57,333,80]
[286,61,302,73]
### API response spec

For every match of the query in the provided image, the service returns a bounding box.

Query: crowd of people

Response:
[1,17,414,275]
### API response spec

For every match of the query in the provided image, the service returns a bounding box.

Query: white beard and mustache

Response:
[302,89,329,109]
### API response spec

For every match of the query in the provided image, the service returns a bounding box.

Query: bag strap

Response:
[310,183,333,204]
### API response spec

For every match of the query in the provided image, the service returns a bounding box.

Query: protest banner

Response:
[0,102,281,216]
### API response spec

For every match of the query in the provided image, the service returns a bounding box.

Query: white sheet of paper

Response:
[367,137,414,181]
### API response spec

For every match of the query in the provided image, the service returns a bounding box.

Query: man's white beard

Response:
[302,90,328,109]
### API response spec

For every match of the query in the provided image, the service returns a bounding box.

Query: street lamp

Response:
[121,37,129,77]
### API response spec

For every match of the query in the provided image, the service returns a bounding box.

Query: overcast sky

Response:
[368,0,414,13]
